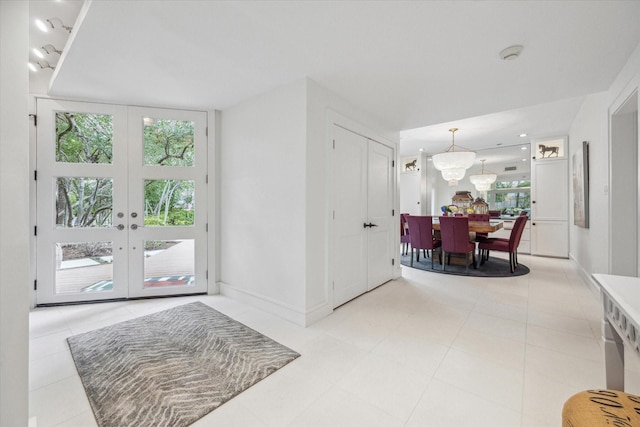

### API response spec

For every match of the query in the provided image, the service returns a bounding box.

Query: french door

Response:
[35,99,208,304]
[332,125,394,308]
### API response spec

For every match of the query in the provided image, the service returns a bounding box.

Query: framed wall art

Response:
[401,156,419,173]
[572,140,589,228]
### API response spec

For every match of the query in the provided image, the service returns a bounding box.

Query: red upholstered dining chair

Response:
[478,215,527,273]
[400,213,411,255]
[438,216,476,272]
[406,215,441,268]
[468,213,490,241]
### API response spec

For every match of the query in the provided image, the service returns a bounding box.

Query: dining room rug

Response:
[67,301,300,427]
[400,252,529,277]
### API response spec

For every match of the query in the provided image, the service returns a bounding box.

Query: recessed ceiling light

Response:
[519,133,527,138]
[521,146,527,150]
[499,45,524,61]
[522,158,527,162]
[418,148,424,152]
[32,48,44,59]
[35,18,48,32]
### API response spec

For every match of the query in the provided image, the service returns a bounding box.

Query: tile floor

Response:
[29,254,605,426]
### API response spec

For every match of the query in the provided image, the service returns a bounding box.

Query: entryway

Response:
[35,99,208,304]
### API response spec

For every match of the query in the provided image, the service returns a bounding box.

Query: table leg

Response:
[603,317,625,390]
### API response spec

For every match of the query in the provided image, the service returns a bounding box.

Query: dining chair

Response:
[468,213,490,241]
[405,215,441,268]
[400,213,411,255]
[478,215,527,273]
[438,216,475,272]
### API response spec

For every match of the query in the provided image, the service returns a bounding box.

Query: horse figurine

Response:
[538,144,559,158]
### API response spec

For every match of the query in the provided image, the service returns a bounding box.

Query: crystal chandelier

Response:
[469,159,497,192]
[432,128,476,185]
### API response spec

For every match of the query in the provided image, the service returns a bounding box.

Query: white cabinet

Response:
[492,217,531,254]
[530,136,569,258]
[530,220,569,257]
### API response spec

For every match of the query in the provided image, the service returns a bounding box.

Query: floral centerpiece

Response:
[440,205,459,215]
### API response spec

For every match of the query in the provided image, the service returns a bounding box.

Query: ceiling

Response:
[30,1,640,163]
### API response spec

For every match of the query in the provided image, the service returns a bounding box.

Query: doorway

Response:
[610,91,638,276]
[35,99,208,304]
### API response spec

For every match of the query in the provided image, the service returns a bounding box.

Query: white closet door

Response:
[367,140,394,290]
[332,125,395,308]
[332,126,368,307]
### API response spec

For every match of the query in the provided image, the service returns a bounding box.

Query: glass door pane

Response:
[127,107,207,298]
[36,99,129,304]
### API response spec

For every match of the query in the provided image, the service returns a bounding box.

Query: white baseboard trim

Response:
[569,253,601,298]
[218,282,332,327]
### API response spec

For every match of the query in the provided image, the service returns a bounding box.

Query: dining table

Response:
[431,219,504,234]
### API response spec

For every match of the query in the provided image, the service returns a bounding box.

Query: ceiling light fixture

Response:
[36,60,56,70]
[35,18,49,32]
[42,44,63,55]
[519,133,528,138]
[46,17,73,33]
[521,146,527,150]
[469,159,497,192]
[432,128,476,185]
[32,48,44,59]
[499,45,523,61]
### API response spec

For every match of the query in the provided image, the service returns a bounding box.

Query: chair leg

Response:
[442,250,446,271]
[431,249,435,269]
[465,252,469,273]
[410,248,414,266]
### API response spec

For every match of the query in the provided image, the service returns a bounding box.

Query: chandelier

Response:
[432,128,476,185]
[469,159,497,192]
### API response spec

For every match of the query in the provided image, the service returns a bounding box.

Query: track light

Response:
[46,17,73,33]
[42,44,63,55]
[36,61,56,70]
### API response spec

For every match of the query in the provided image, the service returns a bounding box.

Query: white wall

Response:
[568,39,640,283]
[0,2,30,425]
[220,78,397,325]
[568,92,611,276]
[219,80,307,323]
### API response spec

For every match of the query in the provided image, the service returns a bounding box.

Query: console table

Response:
[593,274,640,390]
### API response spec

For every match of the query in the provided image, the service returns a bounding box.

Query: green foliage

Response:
[144,209,194,226]
[143,119,194,166]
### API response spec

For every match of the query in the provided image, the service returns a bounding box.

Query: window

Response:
[486,180,530,215]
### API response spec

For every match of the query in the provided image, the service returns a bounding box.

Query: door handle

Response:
[363,222,378,228]
[130,224,138,230]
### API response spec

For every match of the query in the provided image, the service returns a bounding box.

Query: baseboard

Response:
[218,282,332,327]
[569,253,601,298]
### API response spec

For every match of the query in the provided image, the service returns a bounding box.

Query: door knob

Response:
[131,212,138,218]
[116,224,125,230]
[130,224,138,230]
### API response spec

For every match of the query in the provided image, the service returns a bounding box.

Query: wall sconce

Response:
[46,17,73,33]
[42,44,63,55]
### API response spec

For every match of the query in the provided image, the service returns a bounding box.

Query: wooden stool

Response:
[562,389,640,426]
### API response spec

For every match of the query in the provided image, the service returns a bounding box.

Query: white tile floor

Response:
[29,254,605,427]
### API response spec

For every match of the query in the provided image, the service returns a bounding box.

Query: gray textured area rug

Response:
[67,301,300,427]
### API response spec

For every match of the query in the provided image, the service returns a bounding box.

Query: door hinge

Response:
[34,226,37,236]
[392,258,395,266]
[392,160,395,167]
[29,114,37,126]
[392,209,395,216]
[332,281,335,290]
[206,270,209,279]
[333,139,335,149]
[34,170,37,181]
[333,210,335,220]
[34,279,37,290]
[206,223,208,232]
[205,174,208,184]
[206,127,208,137]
